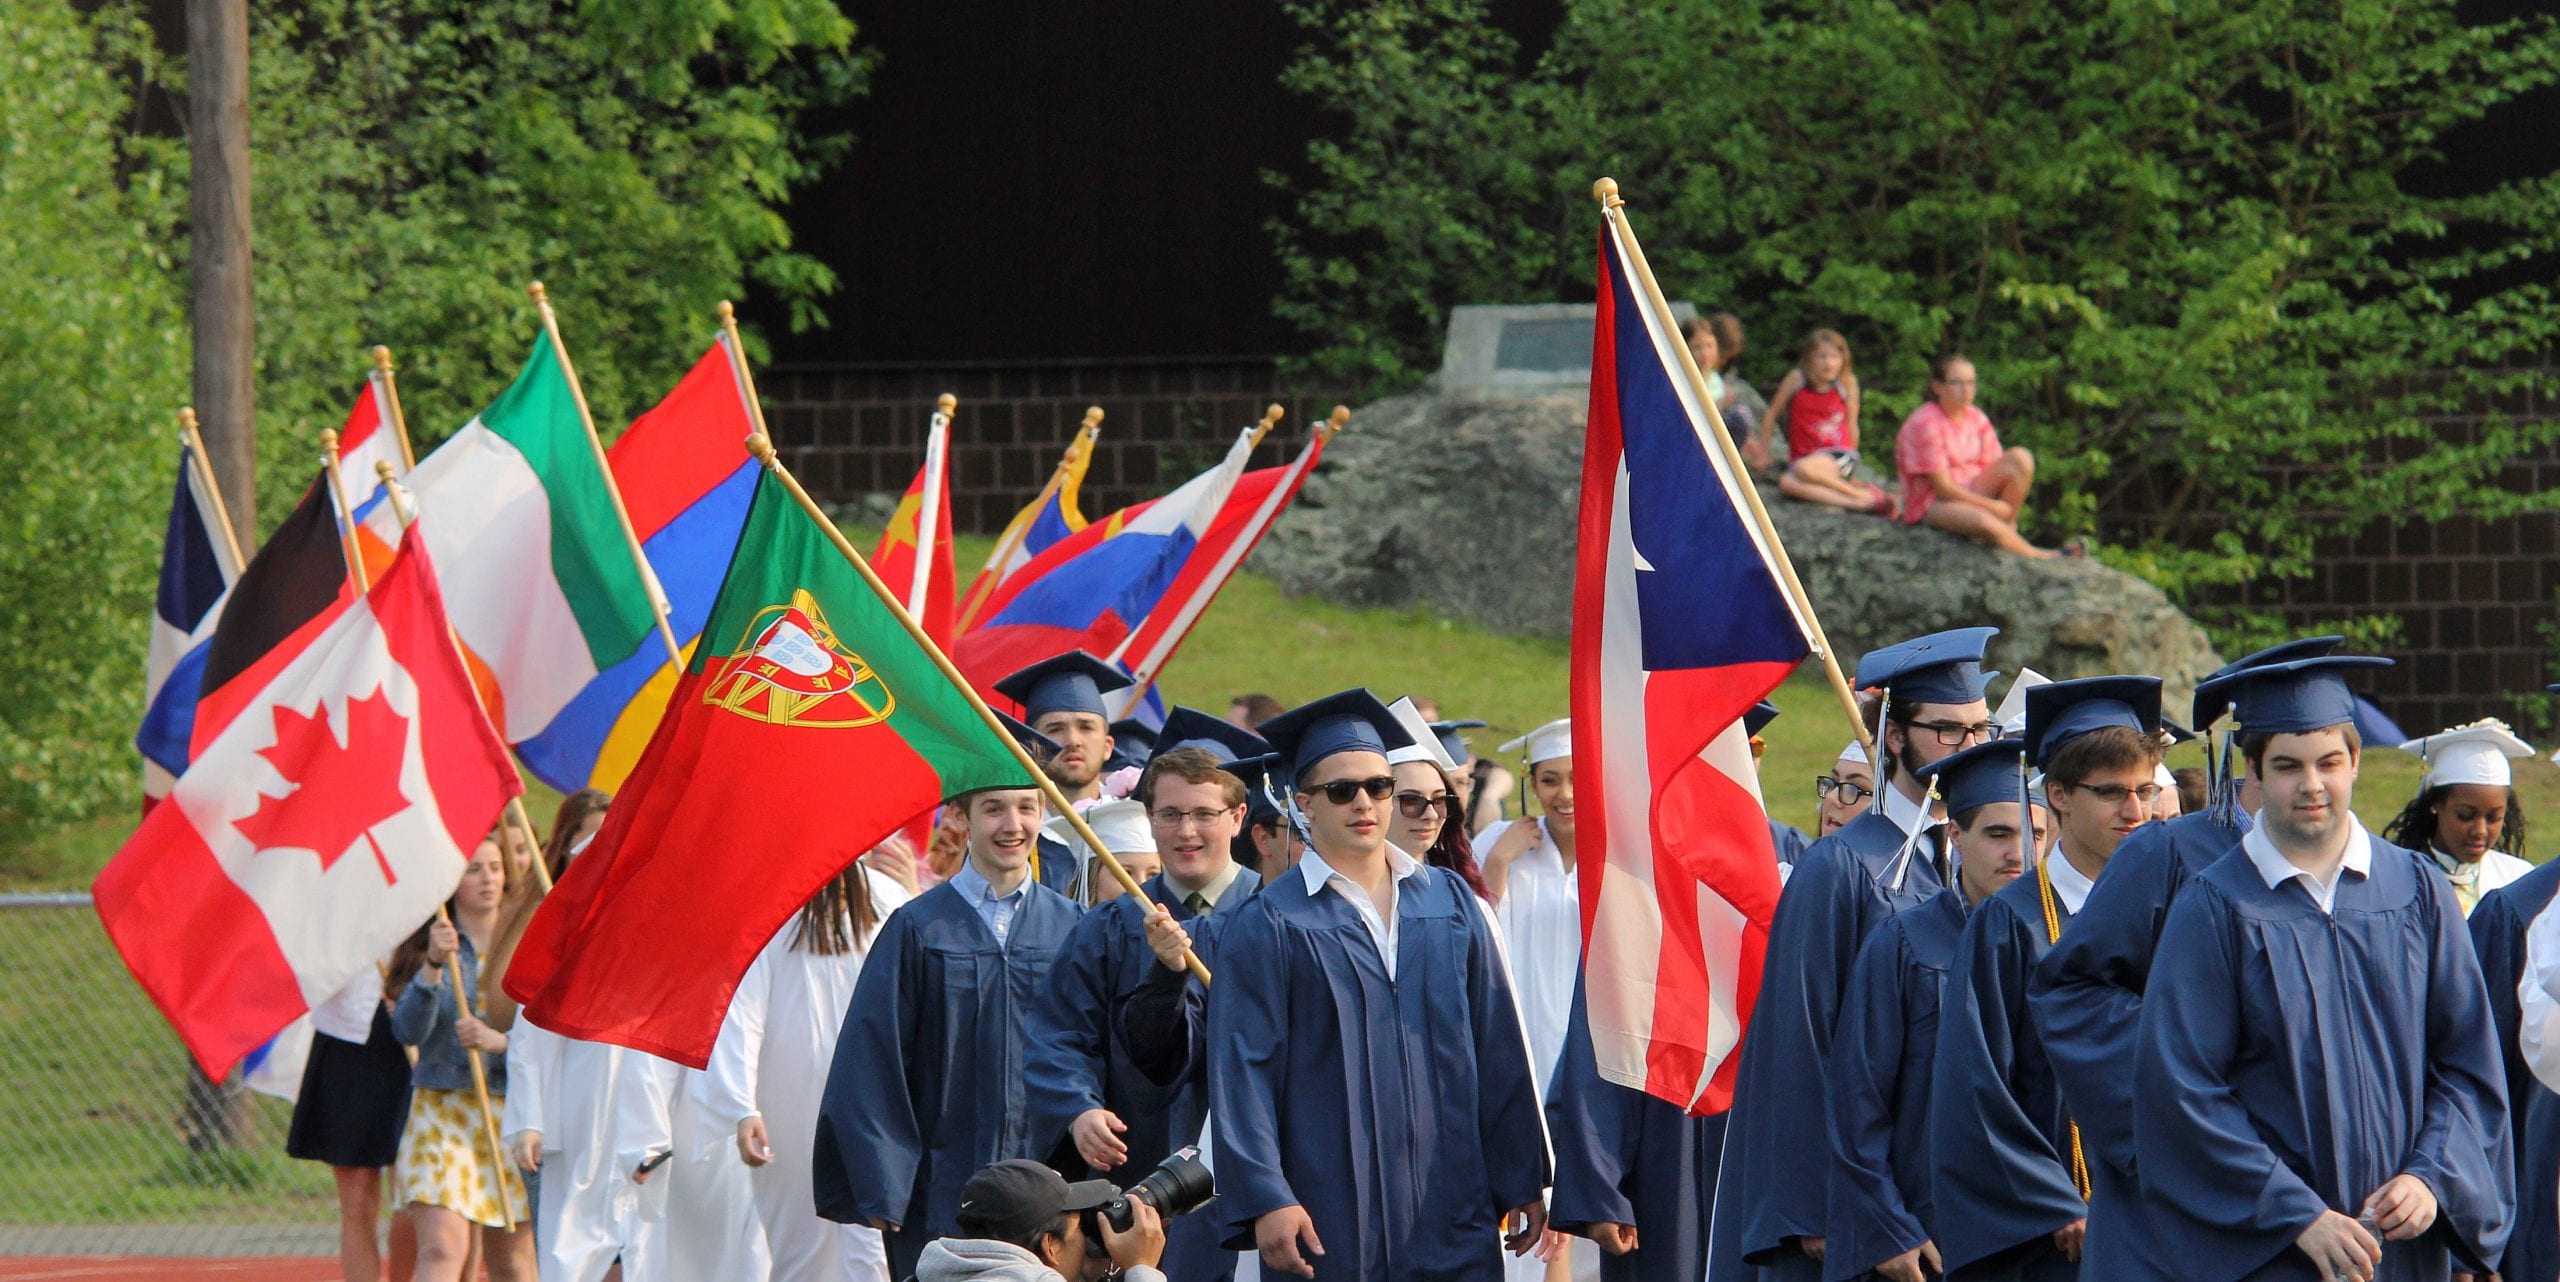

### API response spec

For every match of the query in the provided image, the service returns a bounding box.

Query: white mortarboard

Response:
[1385,697,1459,772]
[1839,739,1869,765]
[2154,761,2176,789]
[2400,721,2535,790]
[1500,718,1573,767]
[1043,798,1155,862]
[1992,667,2051,737]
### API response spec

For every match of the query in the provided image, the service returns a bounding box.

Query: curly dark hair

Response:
[2383,783,2528,861]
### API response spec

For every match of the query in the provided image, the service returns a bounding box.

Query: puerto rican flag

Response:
[1573,216,1805,1114]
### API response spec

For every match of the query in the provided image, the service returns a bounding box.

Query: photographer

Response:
[914,1160,1169,1282]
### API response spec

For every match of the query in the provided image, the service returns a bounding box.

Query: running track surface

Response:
[0,1263,349,1281]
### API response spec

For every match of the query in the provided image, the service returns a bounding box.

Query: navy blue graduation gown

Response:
[1827,887,1968,1282]
[1024,869,1259,1282]
[1546,975,1723,1282]
[2467,858,2560,1282]
[1715,809,1946,1282]
[2023,811,2243,1282]
[1207,861,1548,1281]
[1771,819,1812,870]
[1932,871,2085,1282]
[1034,831,1079,897]
[2135,838,2511,1280]
[811,877,1081,1281]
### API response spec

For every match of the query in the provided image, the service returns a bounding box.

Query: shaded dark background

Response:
[772,2,1564,366]
[779,1,2553,367]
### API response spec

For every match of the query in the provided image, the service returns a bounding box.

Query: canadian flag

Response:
[96,526,521,1077]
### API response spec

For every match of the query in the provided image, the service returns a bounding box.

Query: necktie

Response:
[1184,891,1209,916]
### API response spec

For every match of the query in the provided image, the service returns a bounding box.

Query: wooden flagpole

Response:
[369,346,419,471]
[177,408,248,572]
[321,431,518,1229]
[711,301,1205,982]
[1593,178,1875,764]
[526,282,687,669]
[1105,405,1344,723]
[373,460,553,895]
[953,408,1104,633]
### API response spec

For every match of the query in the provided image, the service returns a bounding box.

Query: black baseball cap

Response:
[954,1160,1116,1240]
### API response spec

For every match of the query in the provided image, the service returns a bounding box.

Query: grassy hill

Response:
[12,535,2557,888]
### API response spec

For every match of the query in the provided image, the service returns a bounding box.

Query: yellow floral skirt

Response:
[393,1087,529,1228]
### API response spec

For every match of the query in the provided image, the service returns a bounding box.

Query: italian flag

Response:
[386,335,664,741]
[504,468,1034,1066]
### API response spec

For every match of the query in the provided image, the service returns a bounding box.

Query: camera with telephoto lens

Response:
[1084,1146,1215,1239]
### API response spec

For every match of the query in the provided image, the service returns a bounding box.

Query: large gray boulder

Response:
[1255,389,2224,707]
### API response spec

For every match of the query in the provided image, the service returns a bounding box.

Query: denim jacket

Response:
[389,931,509,1095]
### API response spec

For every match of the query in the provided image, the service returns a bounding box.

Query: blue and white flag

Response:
[137,439,243,806]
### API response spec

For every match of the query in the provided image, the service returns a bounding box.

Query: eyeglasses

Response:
[2064,782,2162,806]
[1816,776,1874,806]
[1309,776,1396,807]
[1150,806,1240,829]
[1394,792,1454,819]
[1909,720,2002,747]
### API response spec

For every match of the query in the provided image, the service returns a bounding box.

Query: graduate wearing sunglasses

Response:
[1207,690,1549,1281]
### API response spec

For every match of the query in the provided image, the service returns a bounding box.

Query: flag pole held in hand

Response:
[738,429,1211,988]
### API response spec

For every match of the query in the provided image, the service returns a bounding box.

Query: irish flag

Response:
[505,467,1035,1066]
[389,335,665,741]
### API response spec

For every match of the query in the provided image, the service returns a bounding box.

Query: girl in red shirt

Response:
[1758,329,1897,516]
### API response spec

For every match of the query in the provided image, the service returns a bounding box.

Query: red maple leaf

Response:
[233,689,413,885]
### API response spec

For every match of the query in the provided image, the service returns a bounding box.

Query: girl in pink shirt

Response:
[1893,354,2074,557]
[1758,329,1897,516]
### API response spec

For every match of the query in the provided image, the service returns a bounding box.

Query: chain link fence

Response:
[0,894,335,1255]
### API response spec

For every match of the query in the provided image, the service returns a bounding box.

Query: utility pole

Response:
[183,0,256,1150]
[188,0,255,543]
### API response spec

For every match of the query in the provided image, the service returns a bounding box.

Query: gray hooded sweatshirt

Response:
[912,1236,1168,1282]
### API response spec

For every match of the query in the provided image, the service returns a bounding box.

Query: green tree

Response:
[1272,0,2560,609]
[0,0,865,833]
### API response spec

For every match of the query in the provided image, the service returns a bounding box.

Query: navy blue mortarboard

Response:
[1228,753,1291,824]
[1916,739,2040,820]
[992,651,1132,721]
[1255,689,1417,777]
[2190,635,2343,727]
[1106,719,1158,771]
[995,712,1061,763]
[1153,706,1269,764]
[2199,654,2393,735]
[2159,716,2198,745]
[1745,700,1781,739]
[1431,719,1485,767]
[1853,627,2001,706]
[2023,676,2163,769]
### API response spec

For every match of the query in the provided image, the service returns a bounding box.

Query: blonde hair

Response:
[1800,328,1853,378]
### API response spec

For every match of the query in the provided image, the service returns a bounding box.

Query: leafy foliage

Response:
[0,0,864,828]
[1270,0,2560,624]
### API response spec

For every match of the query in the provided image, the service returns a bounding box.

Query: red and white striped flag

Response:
[1572,215,1806,1113]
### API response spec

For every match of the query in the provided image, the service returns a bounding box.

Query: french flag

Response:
[137,438,244,806]
[1573,215,1803,1114]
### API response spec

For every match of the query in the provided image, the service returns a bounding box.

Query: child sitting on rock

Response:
[1756,328,1898,516]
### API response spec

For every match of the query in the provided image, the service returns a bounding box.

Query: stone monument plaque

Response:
[1438,300,1700,392]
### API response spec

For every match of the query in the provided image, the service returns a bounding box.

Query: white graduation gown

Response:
[659,1064,771,1282]
[697,868,912,1282]
[1491,820,1598,1282]
[502,1024,681,1282]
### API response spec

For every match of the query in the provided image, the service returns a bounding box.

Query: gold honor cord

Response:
[2036,857,2094,1201]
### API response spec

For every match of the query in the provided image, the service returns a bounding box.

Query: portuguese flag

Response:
[504,469,1036,1066]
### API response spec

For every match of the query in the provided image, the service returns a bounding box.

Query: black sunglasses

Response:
[1394,792,1454,819]
[1309,775,1396,806]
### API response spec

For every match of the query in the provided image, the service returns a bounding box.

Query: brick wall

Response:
[754,357,1355,534]
[2098,391,2560,733]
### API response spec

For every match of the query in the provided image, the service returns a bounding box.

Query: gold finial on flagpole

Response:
[937,392,958,418]
[1082,405,1104,430]
[1323,405,1351,440]
[1593,176,1623,208]
[1248,403,1286,449]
